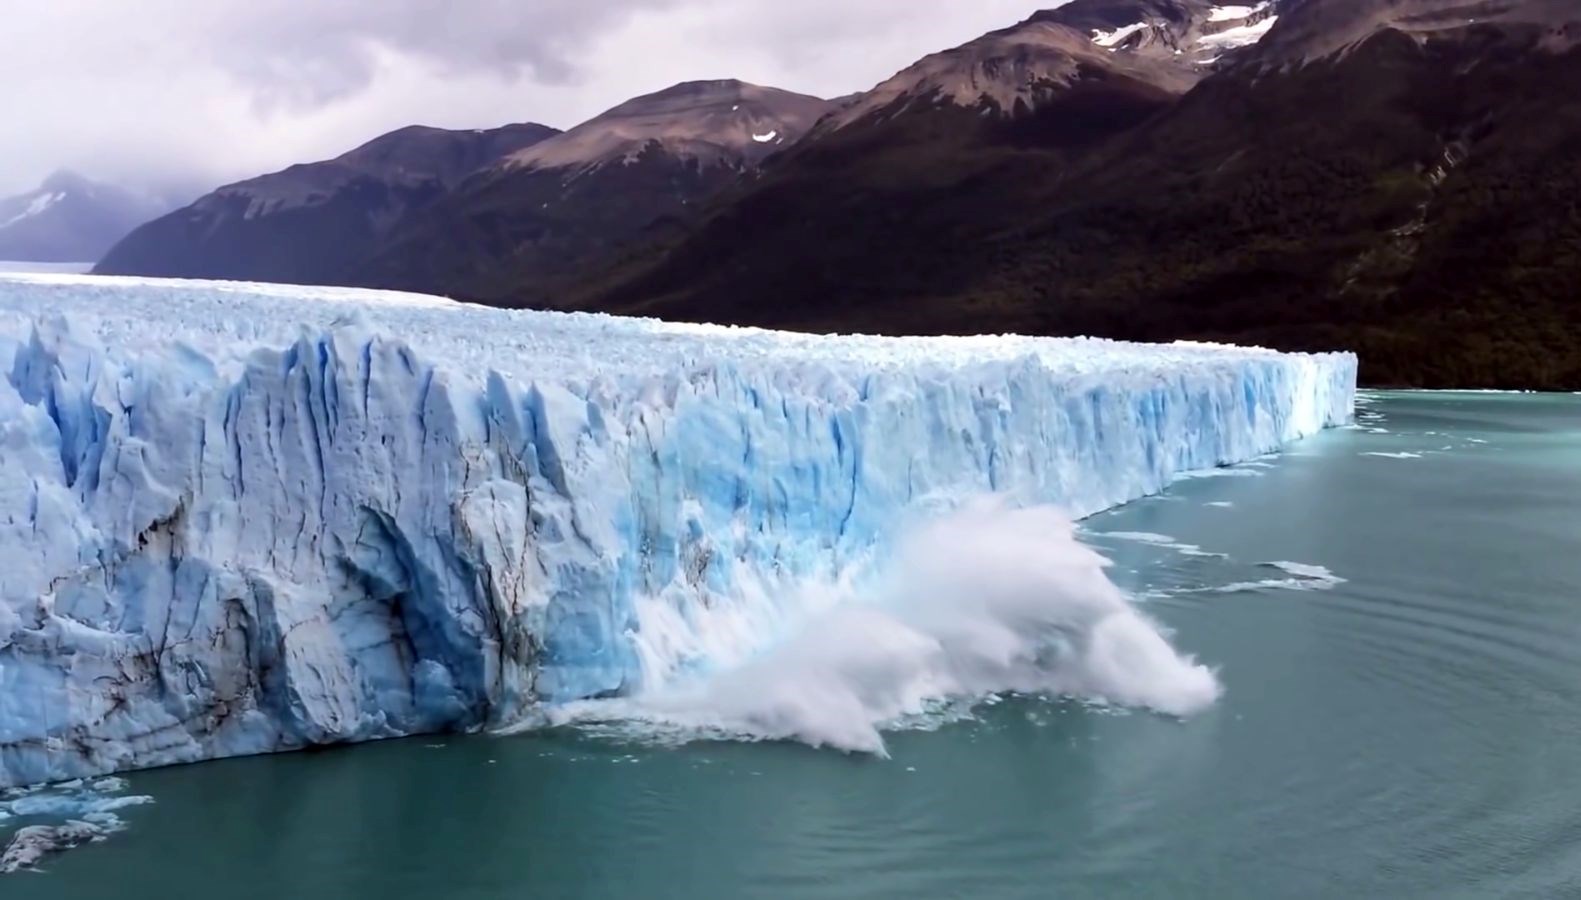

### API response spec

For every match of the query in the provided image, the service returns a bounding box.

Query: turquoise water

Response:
[7,392,1581,898]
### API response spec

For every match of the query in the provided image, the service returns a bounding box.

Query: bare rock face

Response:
[94,123,560,284]
[816,14,1201,134]
[355,80,833,305]
[95,79,830,306]
[814,0,1299,137]
[207,123,561,220]
[1249,0,1580,65]
[504,80,831,174]
[572,0,1581,389]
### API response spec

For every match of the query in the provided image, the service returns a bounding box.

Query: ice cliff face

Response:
[0,274,1356,787]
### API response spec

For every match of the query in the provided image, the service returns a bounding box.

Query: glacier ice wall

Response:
[0,274,1355,786]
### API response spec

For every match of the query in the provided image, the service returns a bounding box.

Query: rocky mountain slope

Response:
[559,0,1273,321]
[97,81,829,305]
[355,80,831,303]
[0,171,167,263]
[571,0,1581,388]
[95,123,560,284]
[88,0,1581,387]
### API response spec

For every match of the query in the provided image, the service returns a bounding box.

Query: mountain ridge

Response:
[86,0,1581,388]
[350,79,832,303]
[0,171,168,263]
[95,122,561,282]
[566,0,1581,388]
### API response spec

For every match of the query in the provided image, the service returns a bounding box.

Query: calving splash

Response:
[538,501,1221,755]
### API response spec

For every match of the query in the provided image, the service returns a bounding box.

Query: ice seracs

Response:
[0,273,1355,787]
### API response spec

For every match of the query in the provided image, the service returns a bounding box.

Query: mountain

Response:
[1035,0,1284,65]
[95,123,560,284]
[83,0,1581,387]
[568,0,1581,388]
[553,0,1245,319]
[0,171,168,263]
[355,80,832,303]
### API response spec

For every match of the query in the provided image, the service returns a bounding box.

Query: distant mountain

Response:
[95,123,560,284]
[0,171,167,263]
[96,82,829,303]
[356,80,832,303]
[568,0,1581,388]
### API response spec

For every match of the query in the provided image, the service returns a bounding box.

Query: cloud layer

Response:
[0,0,1047,198]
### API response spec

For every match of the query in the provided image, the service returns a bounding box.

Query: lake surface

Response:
[8,391,1581,898]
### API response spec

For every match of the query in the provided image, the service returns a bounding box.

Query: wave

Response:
[1089,530,1228,558]
[1199,561,1347,594]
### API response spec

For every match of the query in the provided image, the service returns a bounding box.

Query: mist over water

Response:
[552,499,1221,754]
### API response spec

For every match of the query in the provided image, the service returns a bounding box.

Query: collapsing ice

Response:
[543,500,1225,755]
[0,274,1356,786]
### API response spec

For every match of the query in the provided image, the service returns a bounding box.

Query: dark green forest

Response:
[576,29,1581,389]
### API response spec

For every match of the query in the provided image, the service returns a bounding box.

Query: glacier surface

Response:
[0,273,1355,787]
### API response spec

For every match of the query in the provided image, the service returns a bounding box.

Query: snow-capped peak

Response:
[0,192,65,231]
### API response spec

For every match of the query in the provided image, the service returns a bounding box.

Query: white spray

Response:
[547,499,1222,754]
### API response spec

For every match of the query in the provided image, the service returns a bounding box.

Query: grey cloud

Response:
[195,0,684,111]
[0,1,1046,198]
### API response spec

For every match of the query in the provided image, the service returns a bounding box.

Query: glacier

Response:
[0,273,1355,787]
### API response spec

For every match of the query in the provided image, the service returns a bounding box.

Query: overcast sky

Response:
[0,1,1051,199]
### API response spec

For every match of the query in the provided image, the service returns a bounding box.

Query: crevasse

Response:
[0,275,1356,786]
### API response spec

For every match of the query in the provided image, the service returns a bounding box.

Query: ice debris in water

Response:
[0,273,1355,784]
[0,777,153,873]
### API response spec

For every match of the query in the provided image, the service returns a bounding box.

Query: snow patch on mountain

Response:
[1092,22,1151,48]
[1198,14,1280,49]
[0,193,64,231]
[1209,3,1271,23]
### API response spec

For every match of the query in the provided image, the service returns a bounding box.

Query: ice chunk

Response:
[0,776,153,872]
[0,273,1355,785]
